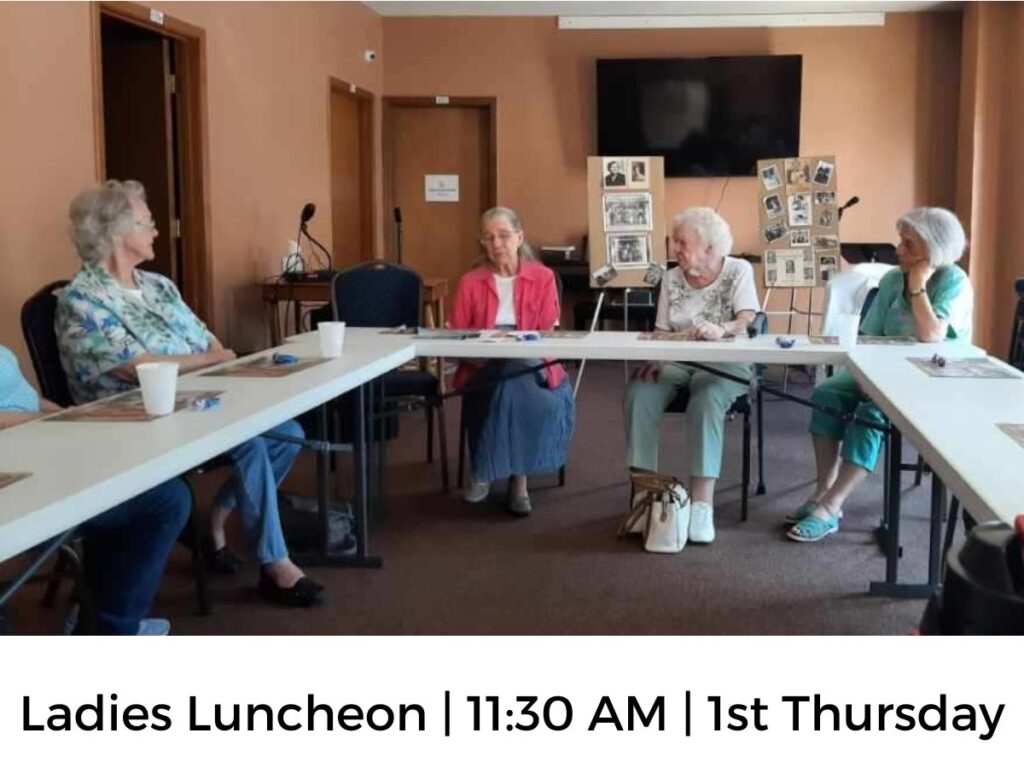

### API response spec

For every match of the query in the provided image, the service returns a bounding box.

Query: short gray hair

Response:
[897,207,967,268]
[671,207,733,260]
[68,179,147,264]
[480,206,535,261]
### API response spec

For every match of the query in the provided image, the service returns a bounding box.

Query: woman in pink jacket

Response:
[449,207,576,515]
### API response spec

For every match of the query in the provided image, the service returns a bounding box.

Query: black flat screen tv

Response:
[597,55,802,178]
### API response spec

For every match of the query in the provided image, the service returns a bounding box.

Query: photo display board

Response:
[587,156,666,289]
[757,155,840,289]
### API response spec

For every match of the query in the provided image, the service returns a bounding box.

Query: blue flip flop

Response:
[787,513,840,542]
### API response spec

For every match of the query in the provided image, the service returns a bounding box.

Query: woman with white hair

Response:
[56,180,324,606]
[788,207,971,542]
[624,207,760,544]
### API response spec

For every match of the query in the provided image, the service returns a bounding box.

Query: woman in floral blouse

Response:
[56,180,323,608]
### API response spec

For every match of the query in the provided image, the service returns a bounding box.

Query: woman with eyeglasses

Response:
[448,207,575,515]
[55,180,324,607]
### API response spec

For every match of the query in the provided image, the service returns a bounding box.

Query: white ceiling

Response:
[364,1,960,17]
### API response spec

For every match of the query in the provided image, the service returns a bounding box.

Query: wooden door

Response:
[386,102,495,300]
[100,15,179,284]
[330,82,374,267]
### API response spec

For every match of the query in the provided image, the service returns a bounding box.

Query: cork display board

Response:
[586,156,667,289]
[756,155,840,289]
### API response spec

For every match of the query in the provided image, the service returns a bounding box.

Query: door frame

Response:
[91,1,213,326]
[328,77,376,264]
[382,97,497,262]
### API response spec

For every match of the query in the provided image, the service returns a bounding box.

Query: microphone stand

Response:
[301,224,334,278]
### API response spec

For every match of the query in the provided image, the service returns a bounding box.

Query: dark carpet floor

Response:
[5,362,943,635]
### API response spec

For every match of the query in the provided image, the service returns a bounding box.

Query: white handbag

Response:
[619,471,691,553]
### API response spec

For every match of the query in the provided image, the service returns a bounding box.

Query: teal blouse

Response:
[56,264,214,403]
[859,264,971,340]
[0,346,41,413]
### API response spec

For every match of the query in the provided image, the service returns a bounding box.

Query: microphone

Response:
[297,202,333,276]
[746,311,768,339]
[837,196,860,221]
[394,207,402,224]
[300,202,316,225]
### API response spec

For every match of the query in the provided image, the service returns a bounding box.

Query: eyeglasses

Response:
[479,232,517,245]
[134,218,157,231]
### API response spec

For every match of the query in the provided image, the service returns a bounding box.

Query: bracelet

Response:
[907,287,927,298]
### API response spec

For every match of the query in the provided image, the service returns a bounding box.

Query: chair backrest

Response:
[1010,277,1024,370]
[859,286,879,325]
[20,280,73,407]
[329,261,423,328]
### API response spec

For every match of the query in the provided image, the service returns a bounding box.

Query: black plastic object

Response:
[920,519,1024,634]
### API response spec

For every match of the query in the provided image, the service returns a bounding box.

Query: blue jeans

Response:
[212,420,303,564]
[79,478,191,635]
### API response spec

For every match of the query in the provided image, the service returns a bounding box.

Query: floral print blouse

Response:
[56,264,214,403]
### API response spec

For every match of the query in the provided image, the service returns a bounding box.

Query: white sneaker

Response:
[688,501,715,544]
[463,480,491,503]
[62,604,170,636]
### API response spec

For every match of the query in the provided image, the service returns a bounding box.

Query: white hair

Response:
[897,207,967,268]
[480,206,535,261]
[671,207,733,260]
[68,179,147,264]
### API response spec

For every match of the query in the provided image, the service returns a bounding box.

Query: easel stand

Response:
[573,287,648,398]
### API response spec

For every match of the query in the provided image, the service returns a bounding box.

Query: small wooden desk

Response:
[261,276,449,346]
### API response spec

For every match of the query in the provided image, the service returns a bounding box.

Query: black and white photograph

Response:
[814,191,836,205]
[603,192,652,231]
[760,163,781,191]
[817,207,836,227]
[819,252,839,283]
[602,157,627,188]
[785,158,811,187]
[764,248,815,287]
[607,233,651,269]
[763,193,783,219]
[790,228,810,247]
[629,158,648,187]
[592,262,618,286]
[642,262,664,286]
[763,220,787,243]
[788,192,811,227]
[813,159,835,186]
[813,234,840,249]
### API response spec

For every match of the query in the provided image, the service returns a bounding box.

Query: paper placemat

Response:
[997,424,1024,451]
[0,472,31,490]
[202,357,330,378]
[638,331,736,342]
[47,390,224,422]
[908,357,1020,379]
[858,336,917,345]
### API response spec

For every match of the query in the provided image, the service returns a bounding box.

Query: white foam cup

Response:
[136,362,180,417]
[837,313,860,349]
[318,321,346,358]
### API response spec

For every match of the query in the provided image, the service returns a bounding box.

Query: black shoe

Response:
[257,572,325,608]
[205,541,245,575]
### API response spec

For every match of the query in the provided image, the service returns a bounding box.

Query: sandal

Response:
[784,500,817,526]
[786,513,840,542]
[784,501,844,526]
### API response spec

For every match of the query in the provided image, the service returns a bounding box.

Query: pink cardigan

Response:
[448,259,566,391]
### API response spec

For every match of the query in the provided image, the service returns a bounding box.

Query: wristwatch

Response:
[907,287,927,298]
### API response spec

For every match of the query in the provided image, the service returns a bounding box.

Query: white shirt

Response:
[494,275,517,326]
[655,257,760,332]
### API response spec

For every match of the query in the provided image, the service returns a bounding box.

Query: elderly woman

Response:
[788,207,971,542]
[55,180,323,607]
[624,207,760,544]
[449,207,575,515]
[1,343,189,634]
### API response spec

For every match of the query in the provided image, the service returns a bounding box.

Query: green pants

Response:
[624,362,751,478]
[809,368,888,472]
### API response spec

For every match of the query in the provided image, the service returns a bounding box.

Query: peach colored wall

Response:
[0,1,383,376]
[382,13,961,331]
[956,3,1024,355]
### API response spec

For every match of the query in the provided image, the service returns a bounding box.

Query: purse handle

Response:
[618,471,686,537]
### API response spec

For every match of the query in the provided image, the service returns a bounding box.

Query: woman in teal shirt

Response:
[788,207,971,542]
